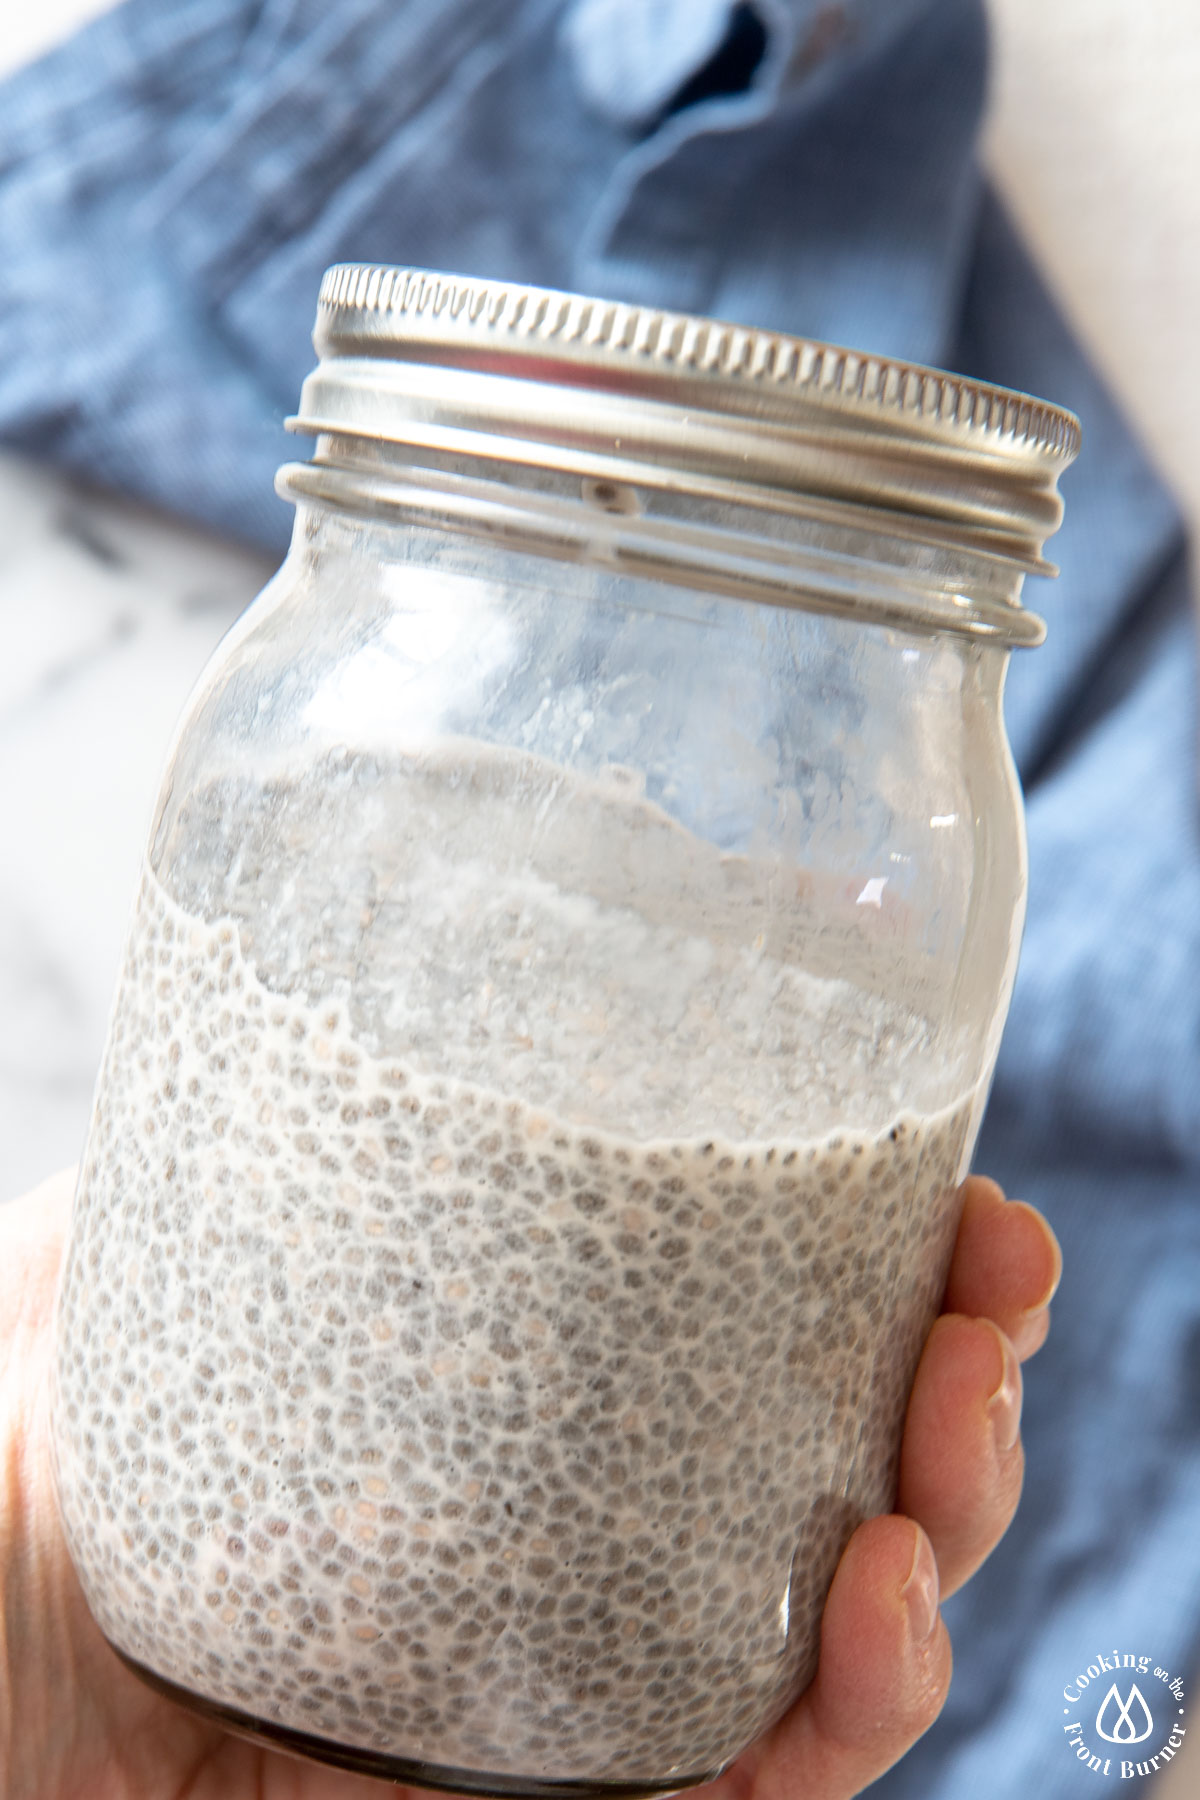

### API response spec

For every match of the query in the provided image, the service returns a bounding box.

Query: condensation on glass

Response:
[50,266,1079,1797]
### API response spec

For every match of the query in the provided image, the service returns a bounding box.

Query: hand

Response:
[1,1169,1059,1800]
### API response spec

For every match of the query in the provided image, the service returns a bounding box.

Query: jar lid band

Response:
[289,264,1079,581]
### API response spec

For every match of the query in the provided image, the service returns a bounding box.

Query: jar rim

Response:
[288,263,1079,591]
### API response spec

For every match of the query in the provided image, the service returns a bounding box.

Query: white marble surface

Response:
[0,454,271,1201]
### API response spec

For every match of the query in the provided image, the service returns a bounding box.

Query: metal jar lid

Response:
[287,264,1080,638]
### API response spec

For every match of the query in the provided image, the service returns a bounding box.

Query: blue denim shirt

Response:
[1,3,1196,1793]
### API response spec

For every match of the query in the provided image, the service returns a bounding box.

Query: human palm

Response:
[2,1168,1058,1800]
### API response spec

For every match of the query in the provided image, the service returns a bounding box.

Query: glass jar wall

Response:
[50,267,1077,1795]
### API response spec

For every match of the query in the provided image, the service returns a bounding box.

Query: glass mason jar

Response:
[51,267,1078,1796]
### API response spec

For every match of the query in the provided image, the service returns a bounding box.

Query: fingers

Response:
[733,1516,951,1800]
[943,1176,1061,1359]
[895,1178,1051,1599]
[897,1314,1023,1598]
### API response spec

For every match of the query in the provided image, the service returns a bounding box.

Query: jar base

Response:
[111,1645,723,1800]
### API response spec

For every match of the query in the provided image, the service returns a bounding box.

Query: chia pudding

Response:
[52,745,976,1789]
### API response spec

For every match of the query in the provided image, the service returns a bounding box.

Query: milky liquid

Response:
[52,746,976,1786]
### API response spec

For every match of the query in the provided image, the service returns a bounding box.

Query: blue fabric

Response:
[1,2,1197,1794]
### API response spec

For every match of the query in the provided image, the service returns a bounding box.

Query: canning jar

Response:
[51,266,1078,1796]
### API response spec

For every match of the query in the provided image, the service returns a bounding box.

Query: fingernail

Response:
[902,1527,939,1642]
[1015,1202,1064,1312]
[1008,1307,1050,1361]
[987,1326,1022,1453]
